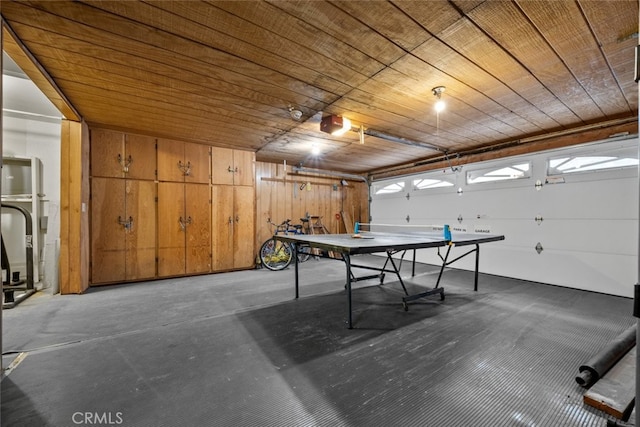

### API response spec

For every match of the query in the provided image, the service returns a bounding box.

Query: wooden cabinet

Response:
[158,182,211,276]
[91,129,156,180]
[91,178,156,284]
[158,139,210,183]
[90,128,256,286]
[212,185,255,270]
[211,147,255,186]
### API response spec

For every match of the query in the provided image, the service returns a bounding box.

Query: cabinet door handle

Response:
[228,216,233,224]
[178,161,192,176]
[227,166,238,173]
[118,216,133,231]
[235,215,240,223]
[179,216,192,230]
[118,154,132,173]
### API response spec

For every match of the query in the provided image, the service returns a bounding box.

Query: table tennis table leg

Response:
[412,249,416,277]
[293,243,299,299]
[386,252,409,296]
[474,243,479,292]
[434,244,452,289]
[345,253,353,329]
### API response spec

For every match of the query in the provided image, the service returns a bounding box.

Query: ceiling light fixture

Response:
[311,144,320,156]
[432,86,446,135]
[432,86,446,113]
[320,115,352,136]
[288,105,303,121]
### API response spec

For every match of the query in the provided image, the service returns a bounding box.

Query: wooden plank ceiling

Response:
[2,0,638,176]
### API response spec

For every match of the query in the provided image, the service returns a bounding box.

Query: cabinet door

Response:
[211,147,234,185]
[125,134,156,180]
[91,129,125,178]
[211,185,234,271]
[184,142,210,184]
[233,185,255,269]
[157,139,185,182]
[158,182,186,276]
[185,183,211,274]
[91,178,126,283]
[125,180,156,280]
[234,150,255,187]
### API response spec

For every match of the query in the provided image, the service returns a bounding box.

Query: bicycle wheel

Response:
[259,238,293,271]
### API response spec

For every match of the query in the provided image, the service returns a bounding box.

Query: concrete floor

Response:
[1,256,635,426]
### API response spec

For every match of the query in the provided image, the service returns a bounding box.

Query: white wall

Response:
[371,137,638,298]
[2,71,62,290]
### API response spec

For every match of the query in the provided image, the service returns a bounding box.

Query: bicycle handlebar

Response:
[266,218,305,233]
[267,218,291,227]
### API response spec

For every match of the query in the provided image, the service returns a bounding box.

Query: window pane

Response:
[548,147,638,175]
[413,178,454,190]
[374,181,405,194]
[467,162,531,184]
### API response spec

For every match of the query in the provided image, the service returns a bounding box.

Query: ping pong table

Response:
[275,228,505,328]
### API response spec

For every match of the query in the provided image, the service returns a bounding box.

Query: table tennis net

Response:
[356,223,449,236]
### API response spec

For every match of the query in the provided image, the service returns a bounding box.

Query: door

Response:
[211,148,254,186]
[185,183,211,273]
[125,134,156,180]
[91,178,126,283]
[211,147,235,185]
[233,150,255,187]
[184,142,210,184]
[125,180,156,280]
[91,129,124,178]
[212,185,234,271]
[158,182,186,276]
[233,185,255,268]
[157,139,185,182]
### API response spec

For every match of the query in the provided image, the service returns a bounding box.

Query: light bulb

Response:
[332,117,351,136]
[311,145,320,156]
[435,99,445,113]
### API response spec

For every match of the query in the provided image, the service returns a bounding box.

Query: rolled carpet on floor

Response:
[576,324,636,388]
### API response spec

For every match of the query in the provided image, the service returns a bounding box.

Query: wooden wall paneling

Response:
[157,139,185,182]
[256,163,275,246]
[185,183,211,274]
[90,128,124,178]
[331,183,342,233]
[157,182,186,276]
[253,161,370,242]
[184,142,210,184]
[284,170,293,222]
[125,179,157,280]
[234,185,255,269]
[125,133,156,180]
[211,147,234,185]
[253,163,265,252]
[90,177,126,284]
[212,185,234,271]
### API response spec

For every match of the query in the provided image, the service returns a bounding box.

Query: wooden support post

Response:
[59,120,90,294]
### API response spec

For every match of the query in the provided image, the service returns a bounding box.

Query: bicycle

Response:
[259,218,312,271]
